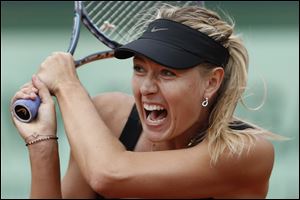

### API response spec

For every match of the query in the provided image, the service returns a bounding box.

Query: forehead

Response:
[133,55,165,69]
[133,55,198,73]
[133,55,148,62]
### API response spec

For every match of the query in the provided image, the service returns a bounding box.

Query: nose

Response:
[140,77,158,96]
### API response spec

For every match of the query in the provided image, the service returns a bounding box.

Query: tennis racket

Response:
[12,1,204,123]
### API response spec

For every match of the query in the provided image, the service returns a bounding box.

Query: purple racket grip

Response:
[12,96,41,123]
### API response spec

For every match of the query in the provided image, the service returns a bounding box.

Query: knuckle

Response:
[20,82,32,89]
[15,91,23,97]
[32,87,38,92]
[20,88,31,94]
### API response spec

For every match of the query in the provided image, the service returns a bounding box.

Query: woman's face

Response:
[132,56,207,142]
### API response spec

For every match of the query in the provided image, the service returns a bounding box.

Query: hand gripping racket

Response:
[12,1,204,123]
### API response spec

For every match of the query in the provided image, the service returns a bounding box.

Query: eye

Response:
[160,69,176,77]
[133,65,146,74]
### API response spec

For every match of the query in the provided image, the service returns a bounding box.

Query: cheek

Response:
[131,76,140,97]
[180,84,202,114]
[167,79,203,106]
[165,79,203,126]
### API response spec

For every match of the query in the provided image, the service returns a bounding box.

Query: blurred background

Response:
[1,1,299,198]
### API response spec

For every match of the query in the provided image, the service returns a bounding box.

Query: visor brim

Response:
[114,38,205,69]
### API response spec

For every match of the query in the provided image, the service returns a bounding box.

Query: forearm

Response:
[28,140,61,198]
[55,82,126,182]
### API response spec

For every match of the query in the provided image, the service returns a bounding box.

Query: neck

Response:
[172,112,210,149]
[150,141,176,151]
[147,111,210,151]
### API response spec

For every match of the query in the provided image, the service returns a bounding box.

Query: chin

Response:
[142,115,177,143]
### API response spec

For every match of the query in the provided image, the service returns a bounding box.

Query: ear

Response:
[203,67,224,99]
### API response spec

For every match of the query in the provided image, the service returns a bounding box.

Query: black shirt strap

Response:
[229,120,254,130]
[119,104,143,151]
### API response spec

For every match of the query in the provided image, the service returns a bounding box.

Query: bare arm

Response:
[60,92,133,199]
[11,76,62,198]
[55,82,127,187]
[61,151,97,198]
[28,141,62,198]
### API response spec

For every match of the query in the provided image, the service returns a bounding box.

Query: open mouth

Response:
[143,103,168,124]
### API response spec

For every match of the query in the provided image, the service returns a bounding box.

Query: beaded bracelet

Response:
[25,133,58,146]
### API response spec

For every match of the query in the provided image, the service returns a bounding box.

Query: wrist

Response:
[55,81,90,104]
[54,80,83,96]
[25,133,58,146]
[27,137,58,157]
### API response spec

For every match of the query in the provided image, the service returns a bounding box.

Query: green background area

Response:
[1,1,299,198]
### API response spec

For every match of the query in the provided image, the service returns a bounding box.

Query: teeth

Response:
[147,115,166,123]
[143,103,165,111]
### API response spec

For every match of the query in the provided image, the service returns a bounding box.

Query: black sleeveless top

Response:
[98,104,254,198]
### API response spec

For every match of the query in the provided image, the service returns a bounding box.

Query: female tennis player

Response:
[11,5,283,198]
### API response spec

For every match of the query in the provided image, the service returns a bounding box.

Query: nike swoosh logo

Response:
[151,27,169,32]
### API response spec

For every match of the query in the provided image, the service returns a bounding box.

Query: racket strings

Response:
[104,2,134,40]
[83,1,202,45]
[111,1,151,43]
[84,1,128,44]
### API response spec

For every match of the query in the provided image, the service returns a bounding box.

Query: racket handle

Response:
[12,96,41,123]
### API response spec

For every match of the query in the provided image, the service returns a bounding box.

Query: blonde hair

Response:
[149,5,288,164]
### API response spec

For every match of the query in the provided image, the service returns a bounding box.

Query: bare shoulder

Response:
[246,134,275,180]
[92,92,135,137]
[213,134,275,198]
[236,135,274,179]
